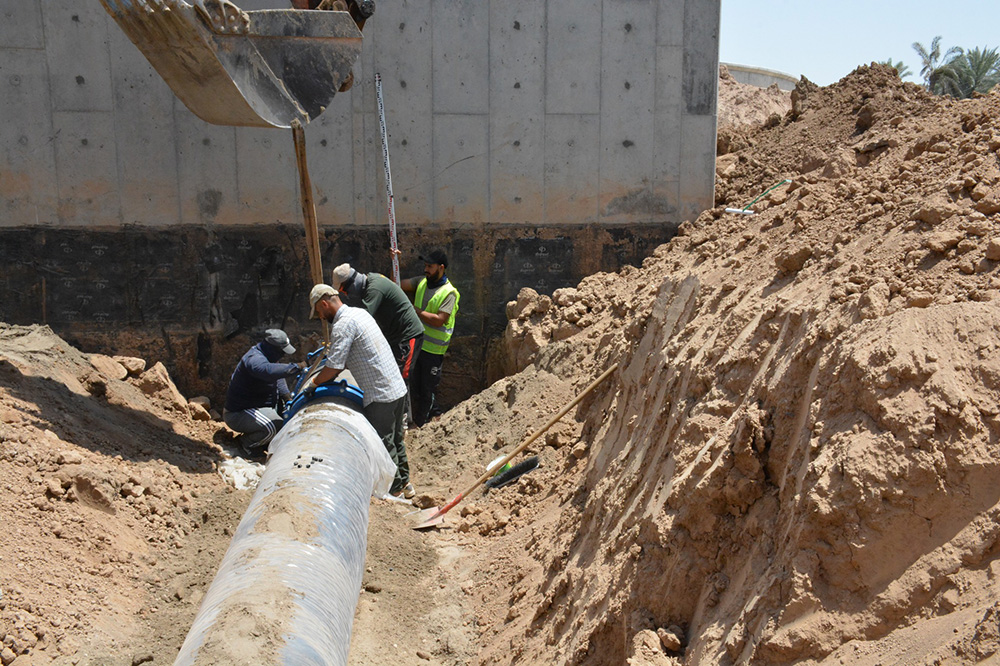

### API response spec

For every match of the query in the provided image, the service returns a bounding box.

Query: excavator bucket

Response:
[99,0,363,128]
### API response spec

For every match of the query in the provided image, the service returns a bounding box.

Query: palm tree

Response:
[930,62,964,96]
[912,36,963,91]
[879,58,913,80]
[951,46,1000,97]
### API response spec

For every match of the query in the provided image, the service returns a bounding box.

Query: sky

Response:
[719,1,1000,87]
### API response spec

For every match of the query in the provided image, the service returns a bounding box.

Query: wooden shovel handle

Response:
[450,363,619,505]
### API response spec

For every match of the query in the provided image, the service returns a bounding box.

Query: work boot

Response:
[236,436,268,462]
[403,483,415,499]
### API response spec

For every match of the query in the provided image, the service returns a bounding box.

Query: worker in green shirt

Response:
[333,263,425,394]
[399,249,460,426]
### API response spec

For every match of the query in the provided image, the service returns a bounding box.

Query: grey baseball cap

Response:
[263,329,295,355]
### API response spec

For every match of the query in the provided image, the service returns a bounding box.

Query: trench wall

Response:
[0,0,719,406]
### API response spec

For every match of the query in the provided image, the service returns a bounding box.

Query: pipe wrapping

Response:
[174,397,395,666]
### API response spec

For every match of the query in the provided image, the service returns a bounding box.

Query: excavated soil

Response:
[716,64,791,132]
[4,64,1000,666]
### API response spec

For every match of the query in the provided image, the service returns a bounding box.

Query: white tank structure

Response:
[173,394,395,666]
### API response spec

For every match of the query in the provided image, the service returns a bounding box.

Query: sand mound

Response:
[428,63,1000,664]
[717,64,792,130]
[0,323,245,663]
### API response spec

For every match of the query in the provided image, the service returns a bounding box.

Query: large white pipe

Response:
[173,396,395,666]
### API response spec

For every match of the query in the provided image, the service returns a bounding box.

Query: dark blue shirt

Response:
[224,342,299,412]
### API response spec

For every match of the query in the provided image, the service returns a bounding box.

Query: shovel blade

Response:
[408,506,446,530]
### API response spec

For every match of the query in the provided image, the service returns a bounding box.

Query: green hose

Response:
[739,178,792,212]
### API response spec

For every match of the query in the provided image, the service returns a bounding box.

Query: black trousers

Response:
[411,351,444,426]
[392,334,422,386]
[392,335,421,423]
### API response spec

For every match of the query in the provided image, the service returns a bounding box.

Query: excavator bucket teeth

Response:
[99,1,363,128]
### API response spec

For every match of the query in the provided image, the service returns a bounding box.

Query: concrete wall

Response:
[722,62,798,91]
[0,0,720,404]
[1,0,719,229]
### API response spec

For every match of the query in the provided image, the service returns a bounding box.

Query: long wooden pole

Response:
[292,121,324,285]
[292,120,329,344]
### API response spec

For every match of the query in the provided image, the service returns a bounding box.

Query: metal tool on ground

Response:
[725,178,792,215]
[99,0,364,128]
[410,363,619,530]
[484,456,539,492]
[375,73,402,285]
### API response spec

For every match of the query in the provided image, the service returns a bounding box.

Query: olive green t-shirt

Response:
[362,273,425,345]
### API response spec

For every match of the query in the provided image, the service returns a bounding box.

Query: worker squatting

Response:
[222,250,460,499]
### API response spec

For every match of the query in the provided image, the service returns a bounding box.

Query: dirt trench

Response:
[5,64,1000,666]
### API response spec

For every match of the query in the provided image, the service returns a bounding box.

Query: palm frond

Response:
[878,58,913,80]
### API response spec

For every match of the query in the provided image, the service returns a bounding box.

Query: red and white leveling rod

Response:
[375,73,401,286]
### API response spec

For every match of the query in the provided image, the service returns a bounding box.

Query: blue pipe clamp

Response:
[283,379,365,421]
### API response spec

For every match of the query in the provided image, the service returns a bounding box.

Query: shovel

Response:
[410,363,618,530]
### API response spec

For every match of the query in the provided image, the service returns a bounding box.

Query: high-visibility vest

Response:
[415,278,460,355]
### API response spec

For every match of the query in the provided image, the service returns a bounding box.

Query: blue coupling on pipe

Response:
[283,380,365,421]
